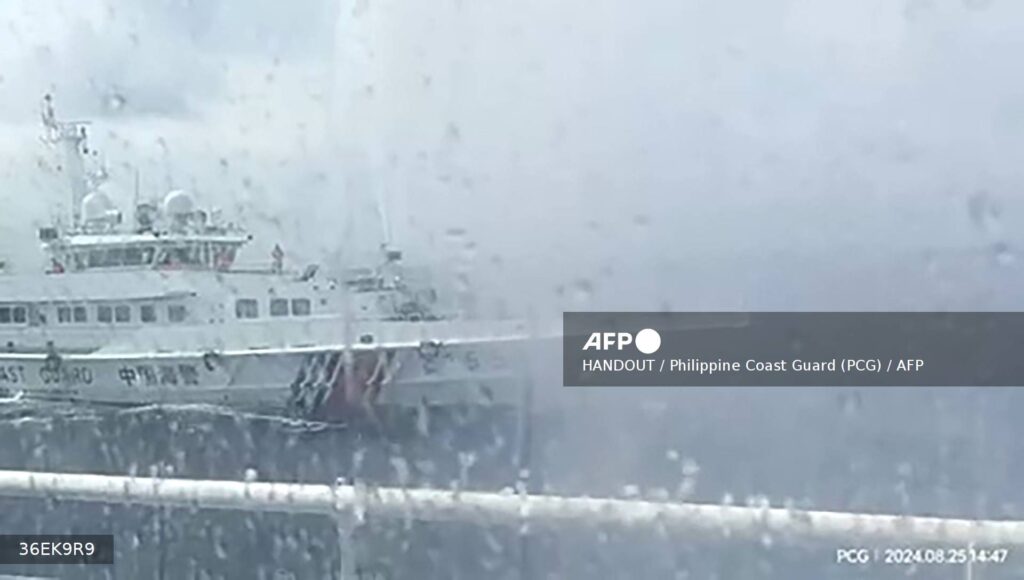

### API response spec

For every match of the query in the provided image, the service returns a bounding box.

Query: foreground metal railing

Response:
[0,469,1021,576]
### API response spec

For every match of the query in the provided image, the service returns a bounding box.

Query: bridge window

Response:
[115,305,131,323]
[236,299,258,319]
[71,247,159,270]
[212,246,237,270]
[57,306,71,323]
[97,305,113,323]
[124,247,142,266]
[161,246,203,267]
[12,306,26,324]
[291,298,311,316]
[0,307,9,324]
[124,247,155,266]
[103,248,124,267]
[73,306,87,323]
[140,304,156,323]
[270,298,289,317]
[168,305,187,323]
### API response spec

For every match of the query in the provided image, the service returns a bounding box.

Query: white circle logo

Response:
[635,328,661,354]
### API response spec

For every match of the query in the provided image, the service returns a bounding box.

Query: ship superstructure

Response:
[0,97,528,421]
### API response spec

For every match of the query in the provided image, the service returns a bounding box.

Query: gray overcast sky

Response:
[1,0,1023,312]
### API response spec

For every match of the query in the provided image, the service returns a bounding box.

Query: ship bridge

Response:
[36,96,253,275]
[45,231,251,273]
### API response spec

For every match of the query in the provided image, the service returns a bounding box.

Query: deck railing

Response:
[0,469,1020,578]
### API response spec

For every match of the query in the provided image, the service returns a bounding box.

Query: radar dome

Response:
[163,190,195,216]
[82,191,114,221]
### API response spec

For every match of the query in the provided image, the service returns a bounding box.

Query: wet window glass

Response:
[4,2,1024,579]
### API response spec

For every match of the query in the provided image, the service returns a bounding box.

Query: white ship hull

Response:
[0,335,530,421]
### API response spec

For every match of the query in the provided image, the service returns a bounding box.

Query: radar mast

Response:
[41,94,92,229]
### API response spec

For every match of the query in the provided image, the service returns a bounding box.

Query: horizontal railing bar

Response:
[0,470,1020,546]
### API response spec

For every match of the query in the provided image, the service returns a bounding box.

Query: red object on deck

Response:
[316,351,388,421]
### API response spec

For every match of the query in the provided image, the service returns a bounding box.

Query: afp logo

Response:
[582,329,661,354]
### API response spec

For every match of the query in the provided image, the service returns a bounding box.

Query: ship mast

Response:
[375,186,393,252]
[41,94,91,229]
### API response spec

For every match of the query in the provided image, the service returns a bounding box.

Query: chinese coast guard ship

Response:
[0,98,530,422]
